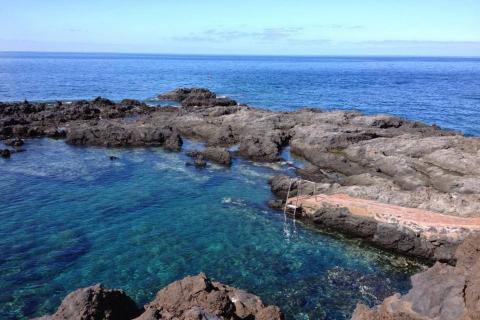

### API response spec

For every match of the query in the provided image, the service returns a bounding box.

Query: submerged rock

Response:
[4,137,24,147]
[35,274,284,320]
[1,149,11,158]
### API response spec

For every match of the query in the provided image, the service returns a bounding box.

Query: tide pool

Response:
[0,139,423,319]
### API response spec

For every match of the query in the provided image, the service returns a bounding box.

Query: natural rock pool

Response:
[0,139,423,320]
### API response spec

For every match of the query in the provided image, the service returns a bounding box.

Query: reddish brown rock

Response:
[34,284,140,320]
[137,273,283,320]
[34,274,283,320]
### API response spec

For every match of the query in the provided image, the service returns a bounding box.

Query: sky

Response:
[1,0,479,56]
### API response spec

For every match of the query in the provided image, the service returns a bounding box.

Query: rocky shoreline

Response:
[268,176,479,264]
[35,273,283,320]
[352,233,480,320]
[2,87,480,319]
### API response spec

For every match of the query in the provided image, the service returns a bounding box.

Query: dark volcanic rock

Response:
[34,284,141,320]
[92,96,115,107]
[4,138,24,147]
[2,88,480,217]
[120,99,145,107]
[159,88,214,101]
[352,233,480,320]
[66,122,182,150]
[239,134,283,162]
[158,87,237,107]
[187,147,232,166]
[1,148,11,158]
[138,273,283,320]
[35,274,283,320]
[194,155,207,168]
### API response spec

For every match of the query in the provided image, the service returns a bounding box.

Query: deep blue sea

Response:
[1,53,477,320]
[1,52,479,135]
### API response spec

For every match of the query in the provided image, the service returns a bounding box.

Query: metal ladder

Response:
[283,178,318,217]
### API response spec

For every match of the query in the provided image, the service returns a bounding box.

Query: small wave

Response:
[221,197,246,207]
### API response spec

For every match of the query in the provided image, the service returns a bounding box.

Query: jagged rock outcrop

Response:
[158,88,237,108]
[0,98,152,142]
[65,121,183,150]
[34,274,284,320]
[4,137,24,147]
[34,284,141,320]
[351,233,480,320]
[138,273,283,320]
[2,88,480,217]
[187,147,232,166]
[268,175,471,262]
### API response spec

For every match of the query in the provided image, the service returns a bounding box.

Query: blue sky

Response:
[1,0,479,56]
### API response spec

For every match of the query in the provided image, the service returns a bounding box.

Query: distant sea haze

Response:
[1,52,479,136]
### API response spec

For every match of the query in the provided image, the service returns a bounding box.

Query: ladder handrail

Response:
[284,178,318,207]
[283,180,293,215]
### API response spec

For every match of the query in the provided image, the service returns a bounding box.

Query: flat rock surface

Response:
[287,193,480,238]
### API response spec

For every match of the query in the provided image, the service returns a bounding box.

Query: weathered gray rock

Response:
[2,88,480,218]
[65,122,182,150]
[187,147,232,166]
[351,233,480,320]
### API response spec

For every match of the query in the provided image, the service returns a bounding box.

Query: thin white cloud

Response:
[173,27,304,42]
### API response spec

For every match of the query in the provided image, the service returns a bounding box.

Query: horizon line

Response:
[1,50,479,59]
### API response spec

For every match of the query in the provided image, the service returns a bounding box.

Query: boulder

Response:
[352,233,480,320]
[66,122,182,151]
[239,134,282,162]
[4,138,24,147]
[187,147,232,166]
[35,274,284,320]
[158,88,237,108]
[1,149,11,158]
[137,273,283,320]
[34,284,140,320]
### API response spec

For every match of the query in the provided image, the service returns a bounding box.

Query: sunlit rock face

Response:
[34,274,284,320]
[351,233,480,320]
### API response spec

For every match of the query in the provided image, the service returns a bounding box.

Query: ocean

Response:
[1,53,478,319]
[1,52,479,135]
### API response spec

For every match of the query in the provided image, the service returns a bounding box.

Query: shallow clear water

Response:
[0,139,422,320]
[1,53,479,135]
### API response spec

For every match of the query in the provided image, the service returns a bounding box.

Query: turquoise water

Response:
[0,138,422,320]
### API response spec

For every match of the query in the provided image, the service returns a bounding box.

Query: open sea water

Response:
[1,53,479,135]
[1,53,478,319]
